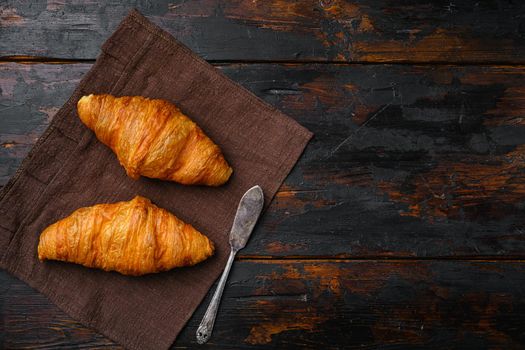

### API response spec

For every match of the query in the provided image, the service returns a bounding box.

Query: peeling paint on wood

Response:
[1,1,525,62]
[3,63,525,258]
[0,7,25,27]
[3,261,525,348]
[3,1,525,349]
[377,145,525,221]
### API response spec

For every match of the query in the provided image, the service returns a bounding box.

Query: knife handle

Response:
[196,248,237,344]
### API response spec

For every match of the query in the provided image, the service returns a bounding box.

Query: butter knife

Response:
[196,185,264,344]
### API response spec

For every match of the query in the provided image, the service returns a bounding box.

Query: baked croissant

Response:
[77,94,233,186]
[38,196,215,276]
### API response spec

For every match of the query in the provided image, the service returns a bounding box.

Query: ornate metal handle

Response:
[196,249,237,344]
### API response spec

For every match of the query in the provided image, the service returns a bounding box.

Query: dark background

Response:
[1,1,525,348]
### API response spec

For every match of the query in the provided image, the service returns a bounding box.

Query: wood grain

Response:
[2,2,525,348]
[3,62,525,258]
[1,1,525,63]
[2,260,525,349]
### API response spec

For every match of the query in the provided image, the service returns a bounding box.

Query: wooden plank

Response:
[1,1,525,63]
[2,260,525,349]
[3,62,525,258]
[0,63,87,184]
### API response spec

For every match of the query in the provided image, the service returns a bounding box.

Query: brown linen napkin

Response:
[0,9,312,350]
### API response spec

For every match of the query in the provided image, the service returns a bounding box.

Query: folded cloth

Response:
[0,9,312,350]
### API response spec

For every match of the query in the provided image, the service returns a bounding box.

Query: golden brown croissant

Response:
[38,196,214,276]
[77,94,233,186]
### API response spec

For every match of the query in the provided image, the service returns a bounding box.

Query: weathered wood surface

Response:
[3,4,525,345]
[2,62,525,258]
[3,260,525,349]
[2,1,525,63]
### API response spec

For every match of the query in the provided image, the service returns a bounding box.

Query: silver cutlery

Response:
[196,185,264,344]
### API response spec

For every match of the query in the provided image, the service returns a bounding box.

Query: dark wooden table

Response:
[2,1,525,348]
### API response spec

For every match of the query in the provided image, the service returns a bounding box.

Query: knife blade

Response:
[229,185,264,251]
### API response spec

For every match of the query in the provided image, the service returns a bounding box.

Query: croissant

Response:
[38,196,215,276]
[77,94,233,186]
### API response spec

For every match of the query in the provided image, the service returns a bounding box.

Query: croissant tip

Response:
[78,94,92,103]
[209,239,215,255]
[131,195,151,205]
[203,166,233,186]
[226,166,233,179]
[37,249,47,261]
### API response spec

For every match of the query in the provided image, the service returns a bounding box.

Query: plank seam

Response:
[3,56,525,67]
[236,256,525,262]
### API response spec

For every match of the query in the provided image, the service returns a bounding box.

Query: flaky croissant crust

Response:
[38,196,215,276]
[77,94,233,186]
